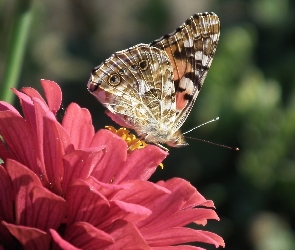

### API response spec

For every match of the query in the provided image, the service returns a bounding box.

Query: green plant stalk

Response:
[0,0,33,103]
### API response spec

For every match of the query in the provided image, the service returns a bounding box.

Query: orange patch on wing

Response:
[176,91,188,111]
[163,46,192,81]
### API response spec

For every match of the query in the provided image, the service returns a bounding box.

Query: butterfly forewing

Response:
[150,12,220,130]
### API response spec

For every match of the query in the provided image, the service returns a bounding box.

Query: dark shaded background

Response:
[1,0,295,249]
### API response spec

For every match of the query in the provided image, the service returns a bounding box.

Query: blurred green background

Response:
[1,0,295,249]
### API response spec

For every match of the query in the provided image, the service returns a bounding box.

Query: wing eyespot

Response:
[108,73,121,86]
[139,60,148,70]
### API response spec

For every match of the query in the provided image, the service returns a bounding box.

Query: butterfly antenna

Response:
[183,117,239,151]
[183,117,220,135]
[184,136,239,151]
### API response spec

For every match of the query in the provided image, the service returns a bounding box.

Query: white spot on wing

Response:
[153,62,159,71]
[184,38,194,48]
[195,51,202,61]
[179,77,194,94]
[138,80,150,95]
[195,52,210,67]
[202,55,210,65]
[212,33,219,42]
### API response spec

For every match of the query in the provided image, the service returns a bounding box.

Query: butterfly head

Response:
[145,129,188,148]
[166,130,188,148]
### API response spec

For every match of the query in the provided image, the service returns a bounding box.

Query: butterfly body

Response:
[88,12,220,148]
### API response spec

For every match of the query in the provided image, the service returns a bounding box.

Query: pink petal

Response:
[42,113,74,194]
[0,101,21,115]
[152,246,206,250]
[5,159,42,225]
[31,97,67,184]
[66,179,110,226]
[66,179,151,229]
[158,178,209,208]
[137,178,218,235]
[112,180,170,207]
[2,221,51,250]
[0,222,17,248]
[21,87,47,106]
[97,199,152,230]
[89,129,127,183]
[40,79,62,115]
[0,111,39,173]
[166,208,219,228]
[110,200,151,222]
[86,176,132,198]
[29,186,67,231]
[50,229,81,250]
[197,199,215,208]
[64,222,114,249]
[105,220,149,250]
[145,227,225,248]
[137,192,192,232]
[114,145,168,183]
[193,208,219,226]
[12,88,36,130]
[62,148,105,191]
[0,165,14,222]
[44,111,74,154]
[0,166,16,246]
[0,140,13,163]
[62,103,95,149]
[42,117,64,194]
[30,98,50,183]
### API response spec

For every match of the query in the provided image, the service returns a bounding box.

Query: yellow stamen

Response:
[106,126,146,152]
[105,126,164,168]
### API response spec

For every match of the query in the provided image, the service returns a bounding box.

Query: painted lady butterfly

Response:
[87,12,220,149]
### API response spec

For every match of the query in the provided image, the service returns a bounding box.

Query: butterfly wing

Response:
[150,12,220,131]
[88,44,177,138]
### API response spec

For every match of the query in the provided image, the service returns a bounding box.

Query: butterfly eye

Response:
[108,73,121,86]
[139,60,148,70]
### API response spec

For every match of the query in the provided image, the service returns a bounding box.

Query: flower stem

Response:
[0,0,33,103]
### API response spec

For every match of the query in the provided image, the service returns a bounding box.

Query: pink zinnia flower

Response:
[0,80,224,249]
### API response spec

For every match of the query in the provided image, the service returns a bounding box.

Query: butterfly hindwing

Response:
[89,44,177,133]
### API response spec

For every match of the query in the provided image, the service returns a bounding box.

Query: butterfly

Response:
[87,12,220,149]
